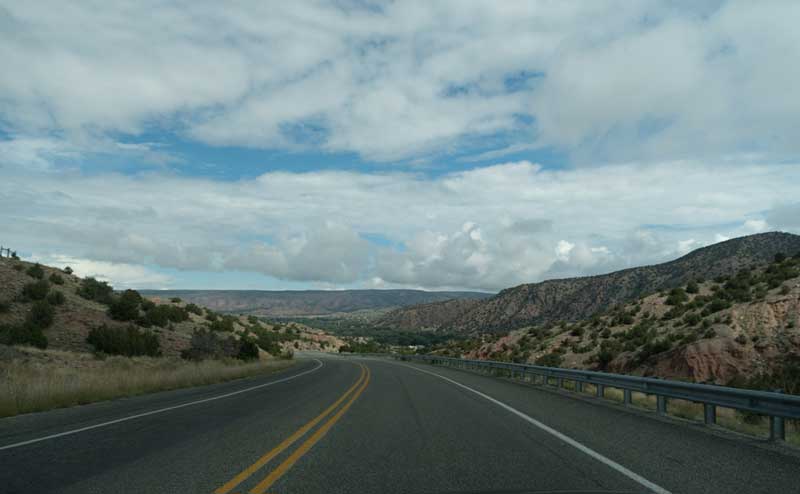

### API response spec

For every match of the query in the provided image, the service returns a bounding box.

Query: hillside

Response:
[385,232,800,334]
[0,258,344,358]
[431,252,800,386]
[376,298,484,331]
[138,289,491,318]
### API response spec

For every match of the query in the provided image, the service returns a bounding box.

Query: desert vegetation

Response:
[0,347,293,417]
[0,258,350,417]
[428,252,800,390]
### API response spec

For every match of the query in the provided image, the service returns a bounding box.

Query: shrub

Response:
[209,315,236,332]
[683,312,702,327]
[140,298,156,312]
[707,298,731,313]
[248,315,259,325]
[665,288,688,306]
[0,299,10,313]
[0,322,47,348]
[86,324,160,357]
[597,340,621,369]
[535,352,563,367]
[46,290,65,306]
[22,280,50,301]
[780,285,791,295]
[170,297,182,303]
[735,334,747,345]
[109,289,142,321]
[49,273,64,285]
[26,264,45,279]
[600,328,611,338]
[185,303,203,315]
[63,266,73,275]
[27,301,54,329]
[77,277,114,304]
[237,338,260,361]
[12,263,24,272]
[142,304,189,327]
[775,252,787,263]
[181,329,239,361]
[686,281,699,294]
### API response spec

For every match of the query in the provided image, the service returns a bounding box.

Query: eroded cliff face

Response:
[441,262,800,386]
[640,293,800,383]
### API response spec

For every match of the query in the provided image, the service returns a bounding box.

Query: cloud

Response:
[32,254,172,289]
[3,159,798,290]
[1,1,799,162]
[765,203,800,229]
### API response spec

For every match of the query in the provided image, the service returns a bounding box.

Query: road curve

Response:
[1,355,799,494]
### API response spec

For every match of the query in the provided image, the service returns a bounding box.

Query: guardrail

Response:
[397,355,800,442]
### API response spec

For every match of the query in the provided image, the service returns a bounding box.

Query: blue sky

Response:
[1,1,799,291]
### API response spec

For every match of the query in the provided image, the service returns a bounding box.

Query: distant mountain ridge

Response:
[379,232,800,333]
[138,289,492,318]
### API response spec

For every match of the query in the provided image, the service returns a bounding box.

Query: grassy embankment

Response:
[0,347,295,417]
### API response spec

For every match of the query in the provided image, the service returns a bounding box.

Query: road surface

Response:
[1,355,799,493]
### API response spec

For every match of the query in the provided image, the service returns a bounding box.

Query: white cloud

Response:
[743,219,768,233]
[555,240,575,262]
[714,234,731,243]
[3,159,799,290]
[1,1,799,162]
[677,239,700,255]
[32,255,172,289]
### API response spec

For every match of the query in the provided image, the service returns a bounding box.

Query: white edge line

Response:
[0,359,324,451]
[398,362,671,494]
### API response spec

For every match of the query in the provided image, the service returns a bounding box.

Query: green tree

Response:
[237,338,260,361]
[77,277,114,304]
[86,324,160,357]
[109,289,142,321]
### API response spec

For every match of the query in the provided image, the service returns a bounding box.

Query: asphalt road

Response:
[2,355,799,494]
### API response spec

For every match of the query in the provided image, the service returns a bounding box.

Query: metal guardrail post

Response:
[770,416,786,442]
[704,404,716,425]
[624,389,632,406]
[657,395,667,415]
[576,381,583,393]
[557,377,563,389]
[596,384,605,398]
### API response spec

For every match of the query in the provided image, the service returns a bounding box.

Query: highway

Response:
[1,355,799,494]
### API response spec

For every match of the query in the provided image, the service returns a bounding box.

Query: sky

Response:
[1,0,799,292]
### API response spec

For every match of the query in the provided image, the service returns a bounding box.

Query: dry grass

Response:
[0,350,295,417]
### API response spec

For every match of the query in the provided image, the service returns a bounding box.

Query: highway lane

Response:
[2,355,799,493]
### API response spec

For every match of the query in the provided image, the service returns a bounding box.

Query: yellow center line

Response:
[214,364,367,494]
[249,365,371,494]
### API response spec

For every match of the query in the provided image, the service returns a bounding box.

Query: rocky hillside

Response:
[376,298,484,331]
[388,232,800,334]
[0,258,344,358]
[139,289,491,318]
[432,251,800,386]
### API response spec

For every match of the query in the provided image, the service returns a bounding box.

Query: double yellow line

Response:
[215,363,370,494]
